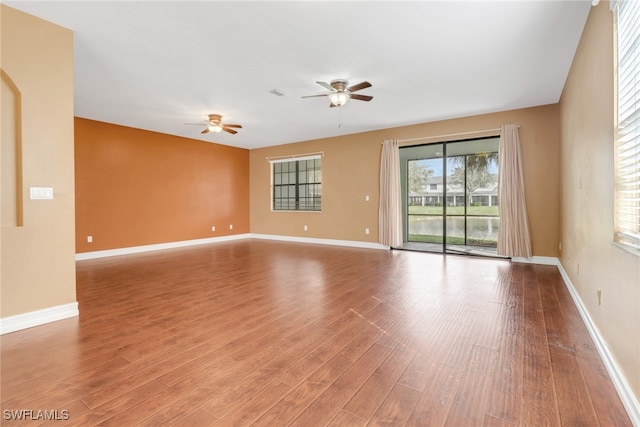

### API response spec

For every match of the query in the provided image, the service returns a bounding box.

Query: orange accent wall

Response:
[74,118,249,253]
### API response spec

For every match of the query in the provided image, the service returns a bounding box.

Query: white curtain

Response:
[497,124,532,258]
[379,139,402,247]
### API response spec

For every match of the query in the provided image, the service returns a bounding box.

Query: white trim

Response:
[0,302,78,335]
[267,153,323,163]
[395,128,503,145]
[557,262,640,426]
[511,255,559,265]
[248,233,389,251]
[610,0,618,13]
[76,234,251,260]
[76,233,389,261]
[611,240,640,257]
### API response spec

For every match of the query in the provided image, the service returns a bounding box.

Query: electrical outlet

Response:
[229,224,233,230]
[304,225,308,231]
[212,226,216,232]
[365,228,370,235]
[87,236,93,243]
[365,195,370,201]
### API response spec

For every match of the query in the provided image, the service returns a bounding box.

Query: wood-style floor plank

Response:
[368,383,421,426]
[288,343,394,426]
[327,410,368,426]
[342,347,416,420]
[520,264,561,425]
[0,240,632,426]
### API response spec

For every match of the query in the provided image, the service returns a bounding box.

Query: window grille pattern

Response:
[273,158,322,211]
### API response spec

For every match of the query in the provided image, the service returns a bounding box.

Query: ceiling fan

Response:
[186,114,242,135]
[302,79,373,107]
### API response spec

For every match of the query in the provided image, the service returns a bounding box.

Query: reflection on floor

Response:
[400,241,509,259]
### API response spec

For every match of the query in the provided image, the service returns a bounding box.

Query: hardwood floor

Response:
[1,239,631,426]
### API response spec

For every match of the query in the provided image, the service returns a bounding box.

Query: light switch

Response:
[30,187,54,200]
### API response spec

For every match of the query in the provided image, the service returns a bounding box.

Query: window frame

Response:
[270,155,322,212]
[613,0,640,253]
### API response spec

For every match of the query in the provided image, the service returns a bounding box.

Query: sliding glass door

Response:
[404,144,445,249]
[400,137,500,256]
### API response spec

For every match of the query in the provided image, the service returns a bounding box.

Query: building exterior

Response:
[408,174,498,207]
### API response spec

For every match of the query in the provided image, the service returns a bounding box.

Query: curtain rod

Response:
[393,127,504,144]
[385,126,520,145]
[265,151,324,161]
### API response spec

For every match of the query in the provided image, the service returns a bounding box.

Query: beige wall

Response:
[1,6,76,317]
[559,2,640,399]
[251,104,561,257]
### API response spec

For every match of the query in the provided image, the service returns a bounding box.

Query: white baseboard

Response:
[76,233,388,261]
[511,255,559,265]
[556,262,640,426]
[248,233,389,251]
[0,302,79,335]
[75,234,252,260]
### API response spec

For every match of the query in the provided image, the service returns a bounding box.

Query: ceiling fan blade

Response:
[224,124,242,128]
[350,94,373,102]
[302,94,329,99]
[223,127,238,135]
[316,81,333,91]
[348,81,372,93]
[201,128,210,134]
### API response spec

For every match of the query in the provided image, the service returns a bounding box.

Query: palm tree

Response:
[449,152,498,206]
[450,152,498,172]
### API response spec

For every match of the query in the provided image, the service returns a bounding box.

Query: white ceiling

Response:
[6,1,591,150]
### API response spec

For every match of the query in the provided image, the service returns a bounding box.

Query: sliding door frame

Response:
[400,136,500,255]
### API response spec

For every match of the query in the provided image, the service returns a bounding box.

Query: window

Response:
[614,0,640,251]
[272,156,322,211]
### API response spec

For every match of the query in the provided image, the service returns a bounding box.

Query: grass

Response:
[408,234,463,244]
[408,205,499,216]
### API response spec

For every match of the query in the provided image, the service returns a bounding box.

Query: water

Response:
[408,215,499,246]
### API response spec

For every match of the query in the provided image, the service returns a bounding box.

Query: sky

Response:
[412,157,498,178]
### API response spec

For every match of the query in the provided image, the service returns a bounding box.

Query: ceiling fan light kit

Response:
[302,78,373,108]
[329,92,349,107]
[186,113,242,135]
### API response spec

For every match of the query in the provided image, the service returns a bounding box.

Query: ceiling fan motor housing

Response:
[208,114,222,124]
[330,79,349,92]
